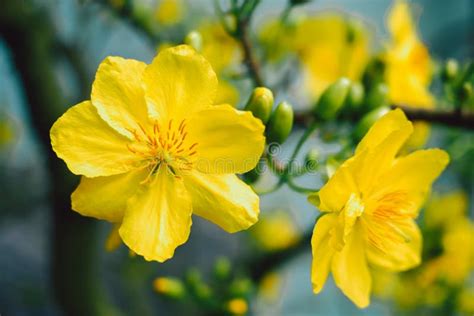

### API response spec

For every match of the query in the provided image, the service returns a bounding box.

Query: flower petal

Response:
[355,108,413,154]
[332,223,371,308]
[366,218,422,271]
[311,213,338,293]
[143,45,218,122]
[183,170,259,233]
[91,57,149,139]
[50,101,139,177]
[376,148,449,214]
[71,168,148,222]
[119,167,192,262]
[187,104,265,174]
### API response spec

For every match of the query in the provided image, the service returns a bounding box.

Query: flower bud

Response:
[184,31,203,53]
[362,57,386,88]
[229,278,253,297]
[266,101,294,144]
[344,82,365,112]
[353,106,390,141]
[214,257,232,281]
[442,59,459,81]
[459,82,473,103]
[365,83,389,111]
[153,277,185,299]
[226,298,248,315]
[244,87,274,124]
[304,148,320,172]
[314,78,351,120]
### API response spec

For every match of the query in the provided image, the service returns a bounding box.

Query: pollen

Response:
[126,119,198,177]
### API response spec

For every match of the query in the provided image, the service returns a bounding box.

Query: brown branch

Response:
[237,21,264,87]
[294,106,474,130]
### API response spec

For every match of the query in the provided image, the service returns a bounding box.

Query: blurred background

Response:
[0,0,473,315]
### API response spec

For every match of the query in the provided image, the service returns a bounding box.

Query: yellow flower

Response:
[250,210,300,251]
[295,15,371,99]
[308,109,449,307]
[226,298,248,315]
[50,45,265,262]
[154,0,184,26]
[424,191,468,229]
[384,0,434,150]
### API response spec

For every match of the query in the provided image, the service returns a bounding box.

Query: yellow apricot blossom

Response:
[50,45,265,262]
[308,109,449,308]
[384,0,434,150]
[154,0,184,26]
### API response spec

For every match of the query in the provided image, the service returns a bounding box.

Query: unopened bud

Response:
[460,82,473,103]
[266,101,294,144]
[314,78,351,120]
[442,59,459,81]
[229,278,253,297]
[354,106,390,141]
[365,83,389,111]
[153,277,185,299]
[344,82,365,112]
[362,57,386,89]
[304,149,320,172]
[214,257,232,280]
[244,87,274,124]
[184,31,203,53]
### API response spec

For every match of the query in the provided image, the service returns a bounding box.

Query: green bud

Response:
[354,106,390,141]
[314,77,351,120]
[345,18,364,44]
[184,31,203,53]
[442,59,459,81]
[214,257,232,280]
[229,278,253,297]
[344,82,365,112]
[153,277,185,299]
[185,268,202,287]
[362,57,386,89]
[365,83,389,111]
[194,283,212,301]
[266,101,294,144]
[304,149,320,172]
[244,87,274,124]
[460,82,473,102]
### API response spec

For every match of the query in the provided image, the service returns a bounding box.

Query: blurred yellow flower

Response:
[260,14,371,99]
[384,0,434,150]
[308,109,449,307]
[258,272,282,302]
[154,0,184,26]
[226,298,248,315]
[424,190,468,229]
[51,45,265,262]
[0,117,14,146]
[250,210,300,251]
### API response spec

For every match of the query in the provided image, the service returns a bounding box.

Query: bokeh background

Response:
[0,0,473,315]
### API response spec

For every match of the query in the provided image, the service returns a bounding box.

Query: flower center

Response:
[126,119,198,178]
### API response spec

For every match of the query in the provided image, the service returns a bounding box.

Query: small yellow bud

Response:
[266,101,294,144]
[365,83,389,111]
[153,277,185,299]
[226,298,248,315]
[314,78,351,120]
[184,31,203,53]
[353,106,390,141]
[244,87,274,124]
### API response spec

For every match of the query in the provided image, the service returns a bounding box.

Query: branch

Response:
[294,106,474,130]
[237,20,264,87]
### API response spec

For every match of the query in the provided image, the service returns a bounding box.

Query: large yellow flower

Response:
[50,45,265,262]
[308,109,449,307]
[385,0,434,149]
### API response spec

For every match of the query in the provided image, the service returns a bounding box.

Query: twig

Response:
[237,20,264,87]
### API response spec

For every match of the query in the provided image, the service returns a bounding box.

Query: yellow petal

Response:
[71,168,148,222]
[119,167,192,262]
[105,224,122,252]
[183,170,259,233]
[332,223,371,308]
[366,218,422,271]
[316,155,360,212]
[50,101,138,177]
[387,0,415,44]
[376,149,449,214]
[187,104,265,174]
[311,213,337,293]
[143,45,218,122]
[91,57,149,139]
[355,109,413,154]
